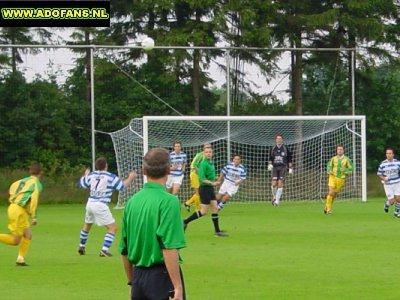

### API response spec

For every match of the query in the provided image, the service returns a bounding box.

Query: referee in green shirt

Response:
[183,147,228,237]
[120,148,186,300]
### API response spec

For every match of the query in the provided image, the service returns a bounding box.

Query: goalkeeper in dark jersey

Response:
[268,134,293,206]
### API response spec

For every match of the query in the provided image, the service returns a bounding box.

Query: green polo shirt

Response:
[198,158,216,186]
[119,181,186,267]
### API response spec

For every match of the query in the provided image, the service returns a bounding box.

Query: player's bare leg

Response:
[384,197,395,213]
[171,183,181,195]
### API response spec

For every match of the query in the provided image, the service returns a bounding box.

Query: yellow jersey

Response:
[9,176,43,218]
[327,155,353,179]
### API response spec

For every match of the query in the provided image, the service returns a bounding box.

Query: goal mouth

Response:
[110,115,366,207]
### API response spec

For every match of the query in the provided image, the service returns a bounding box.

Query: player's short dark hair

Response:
[233,154,241,159]
[336,145,344,150]
[143,148,170,178]
[95,157,107,171]
[173,140,182,147]
[386,147,395,154]
[29,163,42,176]
[275,134,283,139]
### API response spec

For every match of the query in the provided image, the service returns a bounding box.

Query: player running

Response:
[184,143,211,211]
[216,155,246,210]
[166,141,187,195]
[377,147,400,216]
[325,145,353,214]
[0,163,43,266]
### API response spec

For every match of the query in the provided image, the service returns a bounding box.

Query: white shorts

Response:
[166,175,184,189]
[218,180,239,197]
[384,183,400,200]
[85,201,115,226]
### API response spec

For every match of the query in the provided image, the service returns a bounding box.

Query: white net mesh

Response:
[110,117,364,207]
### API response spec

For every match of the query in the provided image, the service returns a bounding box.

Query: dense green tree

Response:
[0,28,52,73]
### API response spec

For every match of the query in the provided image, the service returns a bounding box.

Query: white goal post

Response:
[111,115,366,208]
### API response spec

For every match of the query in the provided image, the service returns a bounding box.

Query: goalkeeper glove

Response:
[268,164,273,171]
[288,168,293,174]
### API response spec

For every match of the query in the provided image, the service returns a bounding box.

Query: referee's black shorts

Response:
[199,185,216,205]
[131,263,186,300]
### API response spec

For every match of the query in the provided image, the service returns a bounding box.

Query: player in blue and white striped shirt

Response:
[377,148,400,216]
[77,157,136,257]
[216,155,246,210]
[166,141,187,195]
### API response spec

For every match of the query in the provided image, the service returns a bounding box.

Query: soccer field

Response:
[1,199,400,300]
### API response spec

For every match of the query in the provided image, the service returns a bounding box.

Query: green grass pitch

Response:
[1,198,400,299]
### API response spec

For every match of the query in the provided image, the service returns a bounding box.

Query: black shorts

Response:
[199,185,216,205]
[132,264,186,300]
[272,165,287,181]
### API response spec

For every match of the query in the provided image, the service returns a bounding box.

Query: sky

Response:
[20,29,293,107]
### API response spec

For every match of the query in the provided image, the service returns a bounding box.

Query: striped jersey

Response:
[9,175,43,218]
[79,171,124,203]
[221,163,246,184]
[169,151,187,176]
[377,159,400,185]
[327,155,353,179]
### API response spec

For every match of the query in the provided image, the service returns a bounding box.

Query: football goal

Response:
[110,115,366,208]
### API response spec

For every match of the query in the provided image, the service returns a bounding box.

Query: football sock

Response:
[184,211,202,224]
[102,233,115,252]
[395,203,400,215]
[218,201,226,209]
[193,193,201,210]
[17,237,31,261]
[79,230,89,247]
[271,186,277,197]
[325,195,334,211]
[276,188,283,204]
[211,213,221,232]
[384,201,390,210]
[186,193,201,210]
[0,234,16,245]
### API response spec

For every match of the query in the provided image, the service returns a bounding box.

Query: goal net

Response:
[110,116,366,208]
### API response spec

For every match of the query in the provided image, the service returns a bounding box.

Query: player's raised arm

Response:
[123,171,137,187]
[79,168,91,189]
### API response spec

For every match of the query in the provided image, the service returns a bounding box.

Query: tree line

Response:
[0,1,399,173]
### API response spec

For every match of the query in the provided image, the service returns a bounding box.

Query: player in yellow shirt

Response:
[0,163,43,266]
[325,145,353,214]
[184,143,211,211]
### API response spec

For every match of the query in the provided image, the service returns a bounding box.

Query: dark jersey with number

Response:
[269,144,292,167]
